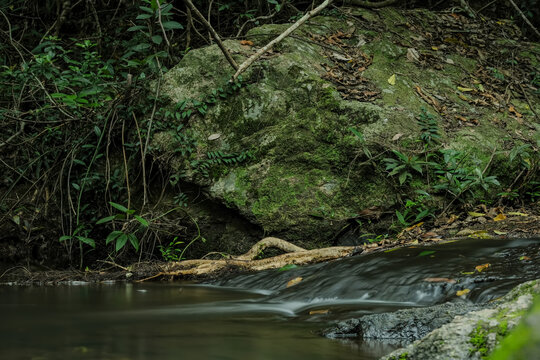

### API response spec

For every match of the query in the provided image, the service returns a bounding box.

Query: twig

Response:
[482,147,497,175]
[231,0,333,82]
[183,0,238,70]
[133,112,148,207]
[476,0,497,14]
[518,83,540,122]
[97,260,129,271]
[0,121,25,149]
[121,118,131,213]
[507,0,540,39]
[155,0,171,48]
[345,0,397,8]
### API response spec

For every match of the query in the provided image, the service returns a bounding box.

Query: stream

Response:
[1,238,539,360]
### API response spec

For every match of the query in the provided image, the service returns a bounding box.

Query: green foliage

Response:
[395,191,434,227]
[417,107,440,146]
[158,237,185,261]
[192,150,254,178]
[96,202,150,252]
[469,325,489,357]
[383,150,425,185]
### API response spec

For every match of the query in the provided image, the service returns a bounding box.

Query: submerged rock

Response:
[323,302,480,341]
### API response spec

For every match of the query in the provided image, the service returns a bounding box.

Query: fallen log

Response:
[138,237,361,281]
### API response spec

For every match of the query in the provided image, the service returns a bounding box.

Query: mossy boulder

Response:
[155,8,540,247]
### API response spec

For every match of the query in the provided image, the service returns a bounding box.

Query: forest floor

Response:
[1,204,538,286]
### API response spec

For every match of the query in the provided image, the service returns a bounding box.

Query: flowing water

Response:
[1,238,539,360]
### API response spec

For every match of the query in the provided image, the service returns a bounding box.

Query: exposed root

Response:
[138,237,361,281]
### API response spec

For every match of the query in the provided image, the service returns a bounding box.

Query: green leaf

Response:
[128,234,139,251]
[162,21,183,30]
[136,13,153,20]
[398,171,409,185]
[59,235,72,242]
[109,202,129,213]
[76,236,96,248]
[116,233,128,251]
[278,264,298,271]
[127,25,145,32]
[151,35,163,45]
[396,210,406,225]
[418,250,436,257]
[96,215,116,225]
[106,231,123,245]
[134,215,149,227]
[131,43,151,52]
[139,6,154,13]
[72,183,80,190]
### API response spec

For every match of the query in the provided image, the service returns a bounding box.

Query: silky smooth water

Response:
[1,238,539,360]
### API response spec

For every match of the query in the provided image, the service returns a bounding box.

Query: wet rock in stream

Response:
[323,302,481,341]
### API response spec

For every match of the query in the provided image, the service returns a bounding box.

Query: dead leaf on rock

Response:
[475,263,490,272]
[456,289,470,296]
[493,213,506,222]
[406,48,420,62]
[507,212,528,217]
[468,212,486,217]
[392,133,404,141]
[287,277,303,288]
[309,309,329,315]
[424,277,456,284]
[239,40,254,46]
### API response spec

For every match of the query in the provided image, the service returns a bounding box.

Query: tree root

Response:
[138,237,361,281]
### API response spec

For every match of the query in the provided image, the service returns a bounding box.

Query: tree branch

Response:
[231,0,333,82]
[183,0,238,70]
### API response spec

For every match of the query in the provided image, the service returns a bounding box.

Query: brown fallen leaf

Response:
[475,263,490,272]
[287,277,303,288]
[309,309,329,315]
[509,105,523,118]
[456,289,470,296]
[447,214,459,224]
[392,133,404,141]
[239,40,254,46]
[493,213,506,222]
[520,256,532,261]
[424,277,456,284]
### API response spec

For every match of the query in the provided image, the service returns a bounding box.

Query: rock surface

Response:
[323,302,481,341]
[380,279,540,360]
[154,7,540,247]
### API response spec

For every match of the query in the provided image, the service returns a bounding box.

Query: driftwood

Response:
[138,237,360,281]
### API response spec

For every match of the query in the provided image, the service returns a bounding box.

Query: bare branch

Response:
[183,0,238,70]
[231,0,333,82]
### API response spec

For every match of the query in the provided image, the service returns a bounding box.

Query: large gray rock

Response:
[324,302,480,341]
[153,8,540,247]
[380,280,540,360]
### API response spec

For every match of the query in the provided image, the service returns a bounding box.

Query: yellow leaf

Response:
[457,86,474,92]
[404,222,424,231]
[507,212,528,217]
[458,94,469,101]
[456,289,470,296]
[493,213,506,222]
[494,230,507,235]
[431,46,439,51]
[469,231,490,239]
[468,212,485,217]
[475,263,490,272]
[388,74,396,85]
[309,309,329,315]
[520,256,531,261]
[286,277,303,288]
